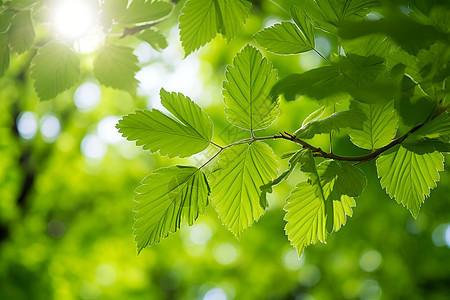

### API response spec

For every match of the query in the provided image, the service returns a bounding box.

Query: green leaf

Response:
[7,10,34,53]
[118,0,173,24]
[254,22,314,55]
[210,142,279,236]
[117,89,213,158]
[179,0,251,55]
[260,149,304,208]
[0,33,9,77]
[342,34,391,57]
[285,151,364,255]
[137,27,168,51]
[302,106,327,127]
[0,11,14,33]
[272,54,385,101]
[294,109,366,139]
[398,76,436,126]
[348,101,398,151]
[376,145,444,218]
[223,45,279,131]
[93,43,139,93]
[284,181,327,256]
[290,5,315,47]
[333,195,356,231]
[295,0,380,34]
[403,112,450,154]
[340,10,448,55]
[30,42,80,100]
[134,166,210,253]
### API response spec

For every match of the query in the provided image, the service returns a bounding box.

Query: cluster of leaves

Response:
[0,0,174,99]
[117,0,449,255]
[1,0,448,256]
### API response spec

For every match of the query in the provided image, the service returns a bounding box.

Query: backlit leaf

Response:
[179,0,251,55]
[0,33,9,77]
[118,0,173,24]
[254,22,314,55]
[348,101,398,151]
[93,43,139,93]
[376,145,444,218]
[134,166,210,253]
[294,109,366,139]
[137,27,168,51]
[30,42,80,100]
[117,89,213,158]
[8,10,34,53]
[284,150,365,254]
[223,45,279,131]
[210,142,279,236]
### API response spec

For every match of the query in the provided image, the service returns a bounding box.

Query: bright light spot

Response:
[189,224,212,246]
[134,42,157,64]
[366,12,382,21]
[74,82,101,112]
[359,279,382,300]
[96,264,116,286]
[81,134,106,159]
[17,111,38,140]
[203,288,227,300]
[299,51,321,71]
[297,265,321,287]
[315,37,331,57]
[74,29,104,54]
[97,116,122,144]
[214,243,239,265]
[359,250,382,272]
[432,223,450,247]
[51,0,96,39]
[282,249,305,271]
[40,114,61,143]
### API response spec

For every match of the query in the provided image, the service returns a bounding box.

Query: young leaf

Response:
[403,112,450,154]
[0,11,14,33]
[217,0,252,39]
[7,10,34,53]
[254,22,314,55]
[272,54,385,101]
[294,109,366,139]
[223,45,279,132]
[179,0,251,55]
[285,150,364,255]
[284,181,327,256]
[210,142,279,237]
[341,34,391,57]
[93,43,139,93]
[295,0,380,34]
[30,42,80,100]
[348,101,398,151]
[134,166,210,253]
[376,145,444,218]
[137,27,168,51]
[117,89,213,158]
[290,5,315,48]
[0,33,9,77]
[118,0,173,24]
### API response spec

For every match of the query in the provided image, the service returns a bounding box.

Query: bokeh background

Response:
[0,0,449,299]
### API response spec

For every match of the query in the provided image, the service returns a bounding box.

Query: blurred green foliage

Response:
[0,0,449,299]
